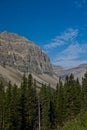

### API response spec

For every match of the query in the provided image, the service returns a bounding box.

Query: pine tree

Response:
[26,74,38,130]
[63,74,81,121]
[55,78,64,127]
[63,74,75,120]
[40,84,51,130]
[19,74,27,130]
[82,71,87,111]
[0,81,5,130]
[72,78,81,116]
[10,84,20,130]
[48,84,55,129]
[4,81,13,130]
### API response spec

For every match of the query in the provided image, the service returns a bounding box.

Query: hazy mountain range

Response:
[53,64,87,83]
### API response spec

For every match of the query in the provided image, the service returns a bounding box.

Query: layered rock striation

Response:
[0,31,53,74]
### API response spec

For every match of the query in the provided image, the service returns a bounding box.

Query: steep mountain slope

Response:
[52,65,64,75]
[0,65,22,86]
[0,65,58,88]
[53,64,87,82]
[0,31,53,74]
[0,31,59,88]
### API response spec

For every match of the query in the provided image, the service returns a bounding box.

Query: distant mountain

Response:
[52,65,64,75]
[0,31,53,74]
[53,64,87,82]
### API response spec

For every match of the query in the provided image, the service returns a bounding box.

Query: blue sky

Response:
[0,0,87,68]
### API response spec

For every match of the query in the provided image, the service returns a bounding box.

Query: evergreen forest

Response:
[0,72,87,130]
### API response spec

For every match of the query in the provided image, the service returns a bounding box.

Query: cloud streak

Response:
[52,43,87,68]
[43,27,87,68]
[44,28,78,50]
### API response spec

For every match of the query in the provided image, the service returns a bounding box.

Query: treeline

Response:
[0,72,87,130]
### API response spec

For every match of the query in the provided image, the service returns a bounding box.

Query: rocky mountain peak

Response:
[0,31,29,42]
[0,31,53,74]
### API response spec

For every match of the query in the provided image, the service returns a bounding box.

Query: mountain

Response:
[53,64,87,82]
[0,31,58,88]
[0,64,22,86]
[1,31,87,86]
[0,64,58,88]
[0,31,53,74]
[52,65,64,75]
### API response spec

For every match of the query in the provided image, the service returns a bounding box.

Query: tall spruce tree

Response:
[40,84,53,130]
[55,78,64,127]
[72,78,81,116]
[63,74,75,120]
[26,74,38,130]
[19,74,27,130]
[63,74,81,121]
[0,81,5,130]
[10,84,20,130]
[4,81,13,130]
[45,83,55,129]
[82,71,87,111]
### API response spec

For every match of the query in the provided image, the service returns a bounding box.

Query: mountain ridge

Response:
[0,31,59,88]
[0,31,87,85]
[52,64,87,82]
[0,31,53,74]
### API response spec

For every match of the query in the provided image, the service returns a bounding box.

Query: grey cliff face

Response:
[0,31,53,74]
[52,64,87,83]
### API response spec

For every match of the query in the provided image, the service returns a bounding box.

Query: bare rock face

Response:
[52,65,64,75]
[53,64,87,83]
[0,31,53,74]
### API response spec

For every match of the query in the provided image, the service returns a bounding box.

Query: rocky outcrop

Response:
[0,31,53,74]
[53,64,87,83]
[52,65,64,75]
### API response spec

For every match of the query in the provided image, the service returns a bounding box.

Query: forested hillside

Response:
[0,72,87,130]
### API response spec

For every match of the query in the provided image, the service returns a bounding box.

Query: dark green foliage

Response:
[0,81,5,130]
[63,74,74,120]
[8,84,19,130]
[55,78,64,127]
[40,84,51,130]
[60,112,87,130]
[0,74,38,130]
[26,74,38,130]
[39,83,55,130]
[19,74,27,130]
[0,71,87,130]
[72,78,81,115]
[4,81,13,130]
[82,71,87,111]
[63,74,81,120]
[18,74,38,130]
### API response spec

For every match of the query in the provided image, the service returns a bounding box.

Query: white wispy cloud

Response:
[44,28,78,50]
[55,43,83,60]
[43,27,87,68]
[53,43,87,68]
